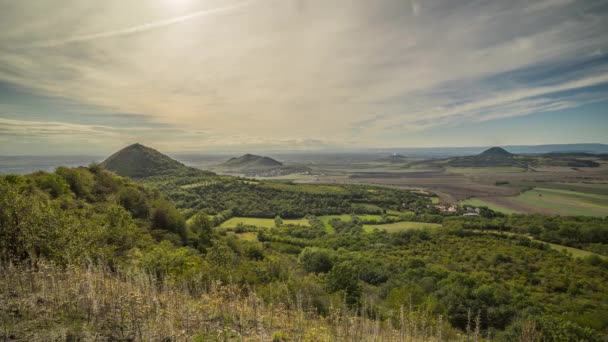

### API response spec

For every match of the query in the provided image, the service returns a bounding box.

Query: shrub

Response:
[299,247,334,273]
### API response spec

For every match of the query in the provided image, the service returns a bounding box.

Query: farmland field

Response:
[220,217,310,228]
[462,187,608,216]
[460,198,521,214]
[511,188,608,216]
[363,221,442,233]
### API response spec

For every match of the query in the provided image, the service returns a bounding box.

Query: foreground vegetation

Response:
[1,164,607,341]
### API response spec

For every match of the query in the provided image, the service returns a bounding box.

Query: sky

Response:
[0,0,607,155]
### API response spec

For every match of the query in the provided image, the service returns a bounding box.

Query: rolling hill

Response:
[100,143,188,178]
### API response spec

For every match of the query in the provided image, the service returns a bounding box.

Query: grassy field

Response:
[363,221,441,233]
[319,214,386,233]
[460,198,521,214]
[512,187,608,216]
[220,217,310,228]
[235,232,258,241]
[357,203,384,211]
[514,181,608,195]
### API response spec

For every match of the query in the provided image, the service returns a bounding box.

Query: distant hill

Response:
[375,154,409,163]
[100,143,188,178]
[445,147,525,167]
[366,143,608,157]
[221,154,283,169]
[479,147,512,157]
[217,154,311,177]
[413,147,601,169]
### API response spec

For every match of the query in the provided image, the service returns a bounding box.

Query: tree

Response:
[56,167,94,199]
[189,212,213,248]
[326,261,362,307]
[31,172,71,198]
[118,187,150,219]
[151,200,186,243]
[299,247,333,273]
[275,215,283,228]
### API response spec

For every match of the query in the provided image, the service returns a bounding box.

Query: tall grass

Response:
[0,262,485,341]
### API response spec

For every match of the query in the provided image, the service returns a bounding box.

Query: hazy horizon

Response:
[1,0,608,154]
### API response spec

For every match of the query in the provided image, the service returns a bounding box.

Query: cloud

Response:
[0,0,607,150]
[24,2,250,48]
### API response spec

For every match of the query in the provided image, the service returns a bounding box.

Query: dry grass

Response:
[0,262,477,341]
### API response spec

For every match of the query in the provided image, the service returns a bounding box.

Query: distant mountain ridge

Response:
[100,143,188,178]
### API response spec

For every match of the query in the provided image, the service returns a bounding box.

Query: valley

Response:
[179,147,608,217]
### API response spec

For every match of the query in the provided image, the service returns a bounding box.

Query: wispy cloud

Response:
[24,2,250,48]
[0,0,607,151]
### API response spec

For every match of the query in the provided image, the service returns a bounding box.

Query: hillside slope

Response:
[100,143,187,178]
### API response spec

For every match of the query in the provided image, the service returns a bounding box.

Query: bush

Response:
[299,247,334,273]
[151,200,186,243]
[326,261,362,307]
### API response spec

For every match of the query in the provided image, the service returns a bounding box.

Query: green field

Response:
[515,181,608,196]
[542,240,606,259]
[235,232,258,241]
[356,203,384,211]
[512,188,608,216]
[363,221,441,233]
[220,217,310,228]
[460,198,521,215]
[319,214,385,233]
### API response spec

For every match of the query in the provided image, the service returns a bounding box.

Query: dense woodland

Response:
[142,171,432,219]
[1,165,607,341]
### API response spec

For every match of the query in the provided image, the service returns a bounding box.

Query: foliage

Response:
[2,164,608,340]
[298,247,334,273]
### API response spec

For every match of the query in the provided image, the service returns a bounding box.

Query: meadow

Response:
[512,187,608,216]
[460,198,521,215]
